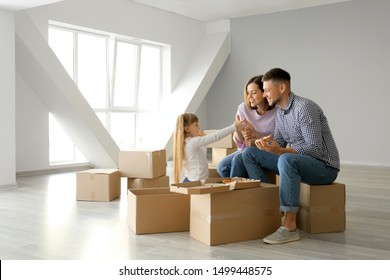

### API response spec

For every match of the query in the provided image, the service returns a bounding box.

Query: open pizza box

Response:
[170,177,261,195]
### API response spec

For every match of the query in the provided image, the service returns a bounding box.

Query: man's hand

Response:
[255,135,281,154]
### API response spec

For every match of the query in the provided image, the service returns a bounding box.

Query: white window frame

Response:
[48,22,165,164]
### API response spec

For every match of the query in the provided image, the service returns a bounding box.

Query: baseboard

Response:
[16,162,93,177]
[340,161,390,168]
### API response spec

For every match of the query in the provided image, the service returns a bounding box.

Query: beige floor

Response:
[1,164,390,260]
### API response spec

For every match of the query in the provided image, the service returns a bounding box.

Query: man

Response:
[242,68,340,244]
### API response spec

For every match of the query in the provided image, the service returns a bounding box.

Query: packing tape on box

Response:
[191,209,278,223]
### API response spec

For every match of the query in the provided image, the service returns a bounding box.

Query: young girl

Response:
[173,113,245,183]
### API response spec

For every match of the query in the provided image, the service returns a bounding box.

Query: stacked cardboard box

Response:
[120,149,191,235]
[119,149,167,179]
[128,188,190,234]
[204,129,237,178]
[119,149,169,189]
[76,169,121,201]
[127,176,170,189]
[171,179,281,246]
[297,182,346,233]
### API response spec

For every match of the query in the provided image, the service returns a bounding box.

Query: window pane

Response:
[138,45,161,110]
[48,28,74,78]
[110,112,136,150]
[112,41,137,107]
[77,33,107,109]
[137,112,161,149]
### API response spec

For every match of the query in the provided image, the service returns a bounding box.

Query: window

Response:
[48,24,164,164]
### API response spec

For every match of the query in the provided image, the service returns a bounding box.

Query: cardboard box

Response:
[297,182,346,233]
[204,130,237,148]
[208,164,221,178]
[190,183,281,245]
[128,175,170,189]
[76,169,120,201]
[128,188,190,234]
[119,149,166,178]
[212,147,237,164]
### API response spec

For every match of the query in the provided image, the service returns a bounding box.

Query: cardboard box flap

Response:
[170,180,230,195]
[78,169,118,175]
[206,177,261,190]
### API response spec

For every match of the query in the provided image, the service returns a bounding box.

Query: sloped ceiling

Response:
[0,0,63,11]
[132,0,354,22]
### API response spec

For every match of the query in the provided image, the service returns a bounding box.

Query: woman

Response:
[217,75,276,178]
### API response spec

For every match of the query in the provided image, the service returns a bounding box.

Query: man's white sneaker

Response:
[263,226,300,244]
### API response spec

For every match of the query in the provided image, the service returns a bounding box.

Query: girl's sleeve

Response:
[188,124,236,148]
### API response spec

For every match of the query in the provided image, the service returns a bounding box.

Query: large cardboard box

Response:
[128,188,190,234]
[119,149,166,178]
[128,175,170,189]
[204,130,237,148]
[76,169,121,201]
[297,182,346,233]
[188,183,281,245]
[212,147,237,164]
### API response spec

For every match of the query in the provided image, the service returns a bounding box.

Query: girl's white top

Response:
[183,124,236,181]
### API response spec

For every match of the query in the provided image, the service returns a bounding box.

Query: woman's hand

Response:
[242,121,255,146]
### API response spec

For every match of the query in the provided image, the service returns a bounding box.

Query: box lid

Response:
[170,178,261,195]
[207,177,261,190]
[170,181,230,195]
[78,169,119,175]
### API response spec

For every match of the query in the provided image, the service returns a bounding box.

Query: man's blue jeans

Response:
[242,147,339,213]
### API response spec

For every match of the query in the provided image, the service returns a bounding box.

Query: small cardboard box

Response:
[190,183,281,245]
[119,149,166,178]
[297,182,346,233]
[266,172,279,184]
[204,130,237,148]
[128,175,170,189]
[212,147,237,164]
[208,164,221,178]
[76,169,120,201]
[128,188,190,234]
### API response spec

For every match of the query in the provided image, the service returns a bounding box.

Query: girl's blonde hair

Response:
[173,113,199,183]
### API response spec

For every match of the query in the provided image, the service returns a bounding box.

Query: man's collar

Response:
[278,92,295,112]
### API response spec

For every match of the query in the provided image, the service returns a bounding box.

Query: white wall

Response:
[15,0,207,172]
[16,72,49,171]
[0,9,16,185]
[206,0,390,166]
